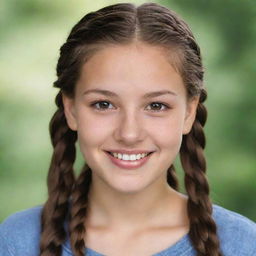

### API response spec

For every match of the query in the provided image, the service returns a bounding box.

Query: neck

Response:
[86,175,187,230]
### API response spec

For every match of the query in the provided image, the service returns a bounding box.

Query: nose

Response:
[113,109,146,145]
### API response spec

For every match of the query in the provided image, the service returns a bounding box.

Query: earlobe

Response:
[182,96,199,135]
[62,93,78,131]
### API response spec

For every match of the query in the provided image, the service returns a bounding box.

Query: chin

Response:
[112,187,146,195]
[107,178,153,195]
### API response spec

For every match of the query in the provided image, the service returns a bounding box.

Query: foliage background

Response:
[0,0,255,222]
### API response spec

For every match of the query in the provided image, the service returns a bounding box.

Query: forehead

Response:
[76,42,185,96]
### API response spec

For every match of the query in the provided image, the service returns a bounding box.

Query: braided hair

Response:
[40,3,222,256]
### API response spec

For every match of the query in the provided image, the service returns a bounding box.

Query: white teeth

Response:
[110,152,150,161]
[123,154,129,160]
[130,155,136,161]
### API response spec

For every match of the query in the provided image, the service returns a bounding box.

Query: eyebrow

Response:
[83,89,177,98]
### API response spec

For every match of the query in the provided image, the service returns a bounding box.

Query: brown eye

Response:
[90,101,114,110]
[146,102,169,112]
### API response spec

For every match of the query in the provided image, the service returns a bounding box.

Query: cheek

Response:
[147,113,185,150]
[76,111,113,147]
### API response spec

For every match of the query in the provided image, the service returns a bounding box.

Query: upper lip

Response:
[105,149,154,154]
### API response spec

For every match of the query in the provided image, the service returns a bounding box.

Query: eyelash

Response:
[89,100,170,112]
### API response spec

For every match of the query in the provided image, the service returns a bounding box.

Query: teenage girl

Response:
[0,2,255,256]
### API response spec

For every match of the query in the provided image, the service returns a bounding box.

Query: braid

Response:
[69,165,92,256]
[180,90,222,256]
[40,91,77,256]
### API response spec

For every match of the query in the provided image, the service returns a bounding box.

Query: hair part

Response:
[40,2,222,256]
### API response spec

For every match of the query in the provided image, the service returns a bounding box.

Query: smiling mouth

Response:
[104,150,154,170]
[106,151,154,161]
[106,151,153,161]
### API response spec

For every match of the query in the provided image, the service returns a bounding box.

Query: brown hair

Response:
[40,2,222,256]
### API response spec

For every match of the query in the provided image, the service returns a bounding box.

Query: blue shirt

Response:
[0,204,255,255]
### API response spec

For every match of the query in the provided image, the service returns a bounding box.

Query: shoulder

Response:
[0,205,43,256]
[212,204,256,255]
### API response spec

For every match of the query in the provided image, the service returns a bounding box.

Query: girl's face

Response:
[63,42,199,194]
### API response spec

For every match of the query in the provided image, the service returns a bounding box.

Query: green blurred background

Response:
[0,0,255,222]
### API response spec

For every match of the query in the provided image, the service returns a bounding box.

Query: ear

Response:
[62,93,78,131]
[182,96,199,135]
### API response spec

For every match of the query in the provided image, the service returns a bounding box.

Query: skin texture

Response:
[63,42,199,255]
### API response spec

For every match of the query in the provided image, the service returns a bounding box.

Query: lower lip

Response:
[105,152,153,170]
